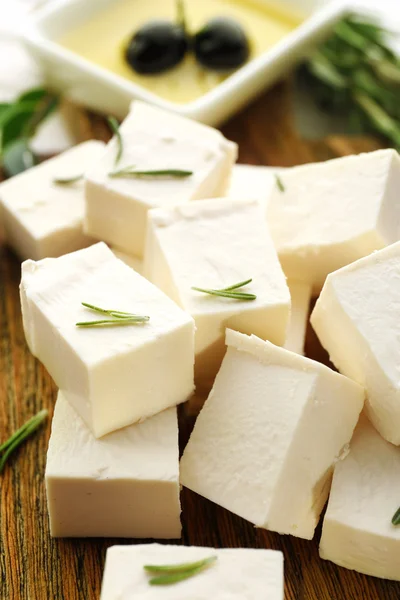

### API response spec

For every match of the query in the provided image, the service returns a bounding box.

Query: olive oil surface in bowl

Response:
[59,0,302,105]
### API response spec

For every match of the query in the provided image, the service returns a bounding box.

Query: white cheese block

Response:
[85,100,237,258]
[20,242,195,438]
[0,141,105,261]
[227,164,285,208]
[46,392,181,538]
[111,248,143,275]
[180,329,364,540]
[100,543,284,599]
[320,414,400,580]
[144,198,290,391]
[311,240,400,445]
[284,280,312,355]
[267,149,400,292]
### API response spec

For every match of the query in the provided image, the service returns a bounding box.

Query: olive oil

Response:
[60,0,303,104]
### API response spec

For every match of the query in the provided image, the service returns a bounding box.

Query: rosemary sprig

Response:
[275,174,285,192]
[107,116,123,166]
[144,556,217,586]
[192,278,256,300]
[0,409,48,474]
[392,507,400,526]
[109,166,193,179]
[76,302,150,328]
[53,174,83,185]
[300,13,400,150]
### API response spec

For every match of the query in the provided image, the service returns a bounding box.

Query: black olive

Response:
[193,17,250,71]
[125,21,188,75]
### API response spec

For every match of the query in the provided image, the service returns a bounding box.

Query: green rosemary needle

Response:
[275,174,285,192]
[77,302,150,328]
[392,507,400,526]
[0,409,48,474]
[144,556,217,586]
[108,166,193,179]
[192,278,256,300]
[53,174,83,185]
[107,115,123,166]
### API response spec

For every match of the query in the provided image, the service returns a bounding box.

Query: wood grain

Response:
[1,82,399,600]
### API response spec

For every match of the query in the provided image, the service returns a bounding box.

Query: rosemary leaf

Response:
[81,301,139,318]
[392,507,400,526]
[109,167,193,179]
[275,174,285,192]
[107,116,123,166]
[76,317,149,328]
[53,175,83,185]
[145,556,217,585]
[0,409,48,474]
[192,279,256,301]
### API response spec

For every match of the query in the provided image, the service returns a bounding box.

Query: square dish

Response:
[22,0,347,126]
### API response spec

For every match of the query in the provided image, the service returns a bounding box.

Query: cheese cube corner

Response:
[85,100,237,258]
[100,543,284,599]
[284,280,312,355]
[268,149,400,292]
[320,415,400,581]
[144,198,290,391]
[0,140,105,261]
[20,242,195,437]
[46,393,181,538]
[311,240,400,445]
[180,329,364,539]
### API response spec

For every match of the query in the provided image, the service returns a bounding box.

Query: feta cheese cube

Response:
[267,149,400,292]
[111,248,143,274]
[320,415,400,581]
[100,543,284,600]
[0,141,105,261]
[144,198,290,391]
[85,101,237,258]
[20,242,195,437]
[181,329,364,539]
[311,240,400,445]
[227,164,285,208]
[46,392,181,538]
[284,280,312,355]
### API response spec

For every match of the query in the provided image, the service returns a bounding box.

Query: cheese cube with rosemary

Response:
[85,100,237,258]
[0,141,105,261]
[284,280,312,355]
[320,415,400,581]
[267,149,400,292]
[100,543,284,600]
[227,164,286,208]
[144,198,290,392]
[311,240,400,445]
[46,392,181,538]
[180,330,364,540]
[20,242,195,438]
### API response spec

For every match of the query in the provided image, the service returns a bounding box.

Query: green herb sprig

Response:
[53,174,84,186]
[275,174,285,192]
[301,14,400,149]
[109,166,193,179]
[76,302,150,328]
[107,116,123,166]
[0,409,48,474]
[192,278,256,300]
[144,556,217,586]
[0,88,59,177]
[392,507,400,526]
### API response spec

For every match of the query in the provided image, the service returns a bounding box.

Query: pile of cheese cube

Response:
[2,99,400,598]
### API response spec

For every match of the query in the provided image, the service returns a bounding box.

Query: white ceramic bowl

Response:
[22,0,348,126]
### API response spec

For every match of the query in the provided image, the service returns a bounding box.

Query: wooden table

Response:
[1,83,398,600]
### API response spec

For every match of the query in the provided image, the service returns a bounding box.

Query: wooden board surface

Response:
[0,82,398,600]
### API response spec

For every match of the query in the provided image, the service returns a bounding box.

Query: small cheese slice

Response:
[20,242,195,438]
[0,141,105,261]
[180,329,364,540]
[267,149,400,292]
[85,100,237,258]
[100,543,284,600]
[284,280,312,355]
[46,392,181,538]
[111,248,143,274]
[144,198,290,391]
[320,414,400,581]
[227,164,285,208]
[311,240,400,445]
